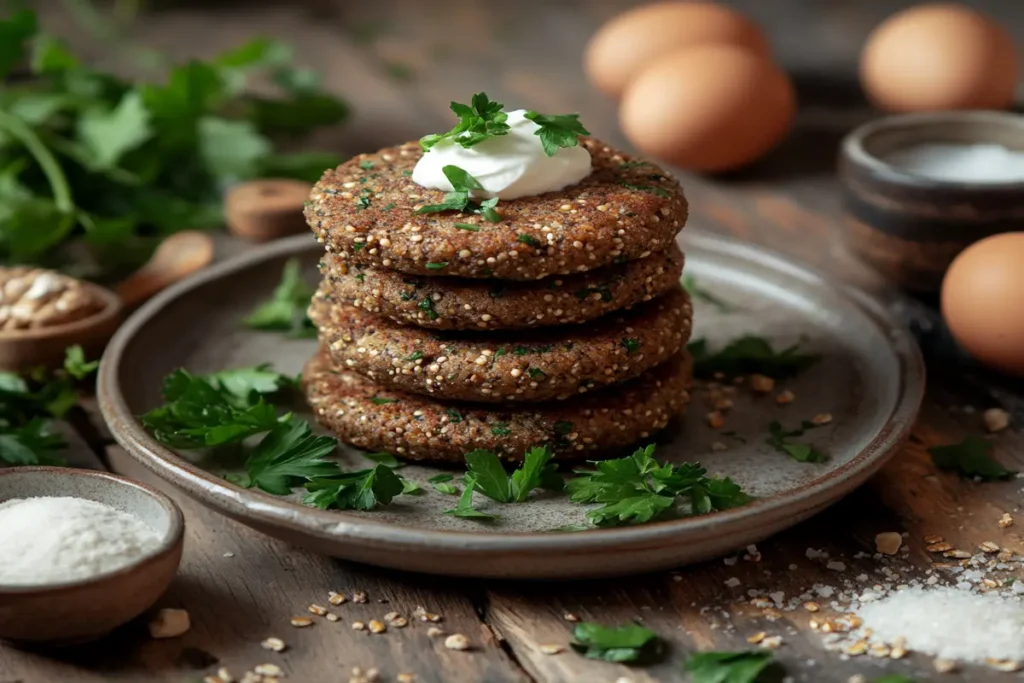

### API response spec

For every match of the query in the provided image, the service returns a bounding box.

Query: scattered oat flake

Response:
[217,669,234,683]
[750,374,775,393]
[147,608,190,639]
[984,407,1011,433]
[445,633,470,650]
[308,604,328,616]
[223,552,235,558]
[875,532,902,555]
[760,635,782,649]
[724,577,741,588]
[326,613,340,622]
[980,541,1001,553]
[826,561,846,571]
[254,664,284,677]
[539,644,565,655]
[290,617,313,628]
[811,413,833,425]
[397,674,416,683]
[927,541,953,552]
[746,631,766,644]
[329,591,346,605]
[803,601,820,612]
[1000,513,1014,528]
[261,637,286,652]
[986,658,1022,672]
[563,612,579,622]
[368,619,386,634]
[352,621,366,631]
[352,591,368,603]
[427,626,445,638]
[775,390,795,405]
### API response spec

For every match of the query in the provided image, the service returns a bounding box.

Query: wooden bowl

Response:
[0,283,122,373]
[0,467,184,643]
[839,111,1024,292]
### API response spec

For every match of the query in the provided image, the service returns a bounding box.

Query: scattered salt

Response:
[857,587,1024,663]
[885,143,1024,184]
[724,578,741,588]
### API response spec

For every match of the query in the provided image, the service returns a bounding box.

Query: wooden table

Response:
[4,2,1023,681]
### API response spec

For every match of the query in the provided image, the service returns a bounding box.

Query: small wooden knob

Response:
[225,179,313,242]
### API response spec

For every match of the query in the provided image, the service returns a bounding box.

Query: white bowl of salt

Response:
[0,467,184,643]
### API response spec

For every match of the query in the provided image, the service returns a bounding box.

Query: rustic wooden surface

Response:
[3,1,1024,682]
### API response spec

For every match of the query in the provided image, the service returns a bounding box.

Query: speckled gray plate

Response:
[99,231,924,579]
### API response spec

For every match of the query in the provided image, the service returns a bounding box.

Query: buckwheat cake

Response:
[309,286,692,403]
[317,243,684,331]
[304,139,687,281]
[303,349,692,462]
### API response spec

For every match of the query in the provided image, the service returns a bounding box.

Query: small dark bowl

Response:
[839,111,1024,292]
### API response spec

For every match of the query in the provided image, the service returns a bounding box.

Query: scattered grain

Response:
[445,633,470,651]
[261,637,286,652]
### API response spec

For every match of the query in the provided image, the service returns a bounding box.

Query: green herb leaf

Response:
[364,452,401,468]
[426,262,448,270]
[76,91,152,170]
[244,259,316,337]
[570,622,662,663]
[491,422,511,436]
[454,223,480,231]
[205,363,294,404]
[428,473,459,495]
[465,449,512,502]
[683,650,776,683]
[405,351,424,362]
[523,110,590,156]
[0,418,67,466]
[517,233,542,248]
[445,473,498,519]
[421,92,509,151]
[929,436,1014,480]
[370,397,399,405]
[621,338,641,354]
[766,420,827,463]
[304,463,405,510]
[241,419,340,495]
[682,275,736,314]
[622,182,669,198]
[568,444,750,527]
[63,345,99,380]
[0,11,37,79]
[688,335,818,379]
[445,408,464,424]
[417,297,439,320]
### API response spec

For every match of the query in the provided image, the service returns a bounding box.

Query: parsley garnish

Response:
[517,233,542,248]
[355,273,365,282]
[493,348,507,358]
[513,346,531,356]
[417,297,438,320]
[454,223,480,231]
[523,110,590,156]
[426,262,449,270]
[352,241,367,251]
[766,420,827,463]
[236,419,340,495]
[568,444,750,527]
[445,446,564,519]
[428,473,459,495]
[244,259,316,338]
[570,622,662,663]
[929,436,1014,480]
[365,451,401,468]
[527,368,546,380]
[63,345,101,380]
[688,336,818,379]
[621,338,641,354]
[370,396,399,405]
[415,165,503,222]
[445,473,499,519]
[304,464,405,510]
[420,92,509,151]
[622,182,669,198]
[405,351,424,362]
[382,202,395,211]
[684,651,776,683]
[445,407,464,423]
[491,422,511,436]
[0,12,346,269]
[356,193,371,210]
[682,274,736,313]
[618,160,652,169]
[359,159,374,170]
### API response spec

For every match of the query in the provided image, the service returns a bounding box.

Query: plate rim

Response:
[98,231,925,555]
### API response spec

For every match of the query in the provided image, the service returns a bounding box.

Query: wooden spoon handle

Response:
[115,231,215,309]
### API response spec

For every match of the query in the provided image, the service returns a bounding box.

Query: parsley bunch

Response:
[418,91,589,157]
[446,445,564,519]
[688,336,818,379]
[0,10,346,272]
[0,345,99,467]
[567,445,750,527]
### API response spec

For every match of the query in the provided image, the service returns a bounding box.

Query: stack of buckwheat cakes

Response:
[302,138,694,462]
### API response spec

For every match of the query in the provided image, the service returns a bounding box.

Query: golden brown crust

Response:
[303,350,692,462]
[309,287,692,403]
[317,244,684,331]
[304,138,687,280]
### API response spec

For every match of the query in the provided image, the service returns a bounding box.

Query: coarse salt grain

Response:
[856,586,1024,664]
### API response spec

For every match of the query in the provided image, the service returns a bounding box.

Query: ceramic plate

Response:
[99,231,924,579]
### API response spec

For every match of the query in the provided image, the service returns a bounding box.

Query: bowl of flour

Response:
[0,467,184,643]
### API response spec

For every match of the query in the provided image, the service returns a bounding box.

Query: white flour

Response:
[0,496,161,586]
[885,143,1024,183]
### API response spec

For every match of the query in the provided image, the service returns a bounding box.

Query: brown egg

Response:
[619,44,795,172]
[861,4,1019,112]
[941,232,1024,376]
[585,1,770,99]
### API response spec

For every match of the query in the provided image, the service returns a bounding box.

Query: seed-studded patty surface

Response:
[304,138,688,280]
[309,286,692,403]
[303,349,692,462]
[318,244,684,331]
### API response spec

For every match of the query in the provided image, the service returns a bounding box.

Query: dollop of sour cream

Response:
[412,109,591,200]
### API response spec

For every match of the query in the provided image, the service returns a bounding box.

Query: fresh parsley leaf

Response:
[683,650,776,683]
[426,262,448,270]
[568,444,750,527]
[205,363,294,404]
[688,336,819,379]
[445,473,498,519]
[304,464,405,510]
[244,259,316,337]
[445,407,464,424]
[240,419,340,495]
[0,11,37,79]
[370,397,399,405]
[359,160,374,170]
[420,92,509,151]
[929,436,1014,480]
[364,451,401,468]
[428,473,459,495]
[517,233,541,248]
[454,222,480,231]
[622,182,669,198]
[465,449,512,502]
[415,165,502,221]
[405,351,424,362]
[621,338,641,354]
[523,110,590,157]
[682,275,736,314]
[491,422,511,436]
[417,297,438,320]
[766,421,827,463]
[463,446,563,504]
[76,90,152,170]
[63,345,99,380]
[0,418,67,466]
[570,622,662,664]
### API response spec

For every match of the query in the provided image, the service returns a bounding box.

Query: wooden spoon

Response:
[0,231,215,372]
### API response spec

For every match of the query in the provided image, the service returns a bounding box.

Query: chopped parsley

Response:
[517,233,542,248]
[513,346,531,356]
[370,397,399,405]
[766,420,827,463]
[688,335,818,379]
[404,351,424,362]
[364,451,401,468]
[359,159,374,170]
[454,223,481,231]
[243,259,316,338]
[425,262,449,270]
[527,368,546,380]
[493,348,507,358]
[355,273,365,283]
[401,170,413,176]
[428,473,459,495]
[568,444,750,527]
[445,446,564,519]
[304,463,407,511]
[622,182,669,198]
[523,110,590,157]
[684,651,777,683]
[929,436,1014,480]
[490,422,511,436]
[356,193,371,210]
[445,408,464,423]
[570,622,663,663]
[621,338,641,354]
[420,92,509,151]
[414,165,503,222]
[417,297,439,320]
[352,241,366,251]
[382,202,396,211]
